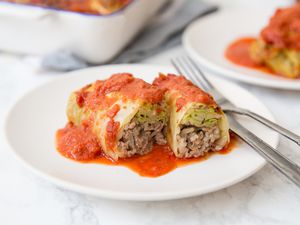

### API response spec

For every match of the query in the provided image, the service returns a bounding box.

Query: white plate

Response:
[183,9,300,90]
[4,64,278,201]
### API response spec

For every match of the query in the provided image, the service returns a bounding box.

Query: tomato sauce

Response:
[153,74,216,111]
[56,123,101,161]
[77,73,165,111]
[106,104,120,118]
[261,4,300,51]
[225,37,275,75]
[3,0,131,15]
[105,119,120,150]
[56,125,237,178]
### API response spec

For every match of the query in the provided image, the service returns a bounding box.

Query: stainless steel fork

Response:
[171,55,300,188]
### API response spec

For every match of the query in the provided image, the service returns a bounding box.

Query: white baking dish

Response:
[0,0,167,63]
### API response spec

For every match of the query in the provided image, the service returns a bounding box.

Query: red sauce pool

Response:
[56,125,237,178]
[225,37,277,76]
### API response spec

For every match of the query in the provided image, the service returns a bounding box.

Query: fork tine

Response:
[172,56,209,91]
[171,58,191,81]
[186,56,214,90]
[171,57,198,86]
[170,58,185,76]
[181,56,211,92]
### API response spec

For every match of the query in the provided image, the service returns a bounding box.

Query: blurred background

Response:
[0,0,296,73]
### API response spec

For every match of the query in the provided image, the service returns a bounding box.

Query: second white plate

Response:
[183,9,300,90]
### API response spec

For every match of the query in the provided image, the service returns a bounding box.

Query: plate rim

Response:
[183,9,300,90]
[3,64,278,201]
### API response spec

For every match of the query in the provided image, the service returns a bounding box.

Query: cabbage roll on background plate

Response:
[66,73,168,161]
[153,74,230,158]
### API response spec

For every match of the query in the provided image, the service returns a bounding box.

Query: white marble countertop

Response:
[1,45,300,225]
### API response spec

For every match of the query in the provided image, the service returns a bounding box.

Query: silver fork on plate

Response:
[171,55,300,188]
[172,56,300,146]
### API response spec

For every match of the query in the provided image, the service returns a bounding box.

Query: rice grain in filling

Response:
[117,119,167,157]
[176,124,221,158]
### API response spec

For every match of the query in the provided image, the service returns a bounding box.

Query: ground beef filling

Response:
[117,119,167,157]
[176,125,221,158]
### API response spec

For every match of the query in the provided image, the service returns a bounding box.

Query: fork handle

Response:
[225,108,300,146]
[228,114,300,188]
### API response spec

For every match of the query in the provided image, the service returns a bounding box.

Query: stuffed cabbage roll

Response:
[153,74,229,158]
[67,73,168,161]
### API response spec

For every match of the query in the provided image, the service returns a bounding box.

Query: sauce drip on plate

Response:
[225,37,276,75]
[56,124,237,178]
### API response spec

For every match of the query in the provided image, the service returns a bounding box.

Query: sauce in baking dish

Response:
[225,37,275,75]
[56,124,237,178]
[2,0,131,15]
